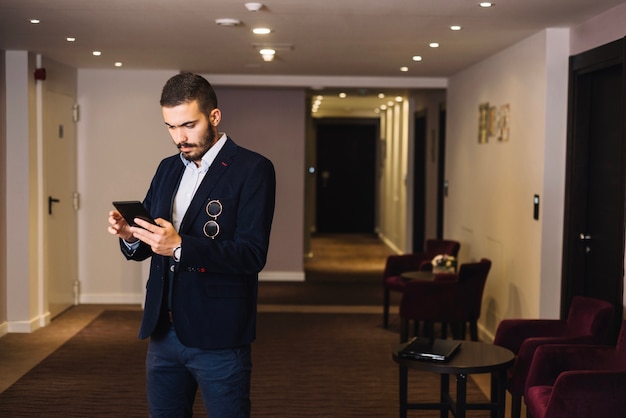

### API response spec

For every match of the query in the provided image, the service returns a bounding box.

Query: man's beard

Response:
[178,128,216,163]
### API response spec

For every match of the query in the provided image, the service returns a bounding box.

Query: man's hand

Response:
[108,210,137,242]
[132,218,182,257]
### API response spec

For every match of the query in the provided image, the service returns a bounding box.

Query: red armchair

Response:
[493,296,615,418]
[524,320,626,418]
[382,239,460,328]
[398,258,491,342]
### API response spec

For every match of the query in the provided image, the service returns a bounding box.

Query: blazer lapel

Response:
[179,138,237,233]
[152,158,185,221]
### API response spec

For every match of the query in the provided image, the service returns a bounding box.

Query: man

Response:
[108,72,276,417]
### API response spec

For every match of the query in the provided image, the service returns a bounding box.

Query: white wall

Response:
[539,30,570,318]
[570,3,626,56]
[77,70,174,303]
[5,51,41,329]
[446,29,570,339]
[76,70,306,304]
[378,89,447,253]
[378,100,409,253]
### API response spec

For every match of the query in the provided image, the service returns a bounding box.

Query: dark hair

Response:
[160,73,218,117]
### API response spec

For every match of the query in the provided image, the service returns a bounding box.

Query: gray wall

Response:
[77,70,306,303]
[215,86,305,274]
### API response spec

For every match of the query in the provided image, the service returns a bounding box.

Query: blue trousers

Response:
[146,326,252,418]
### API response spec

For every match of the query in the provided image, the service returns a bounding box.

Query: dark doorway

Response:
[413,111,427,252]
[315,119,378,233]
[561,38,625,342]
[437,104,447,239]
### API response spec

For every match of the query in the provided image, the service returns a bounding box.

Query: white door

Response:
[44,91,78,319]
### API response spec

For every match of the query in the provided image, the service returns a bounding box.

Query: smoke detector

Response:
[245,2,263,12]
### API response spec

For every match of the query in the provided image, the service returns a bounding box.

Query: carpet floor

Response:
[0,310,491,417]
[0,234,501,416]
[304,233,395,283]
[258,281,401,308]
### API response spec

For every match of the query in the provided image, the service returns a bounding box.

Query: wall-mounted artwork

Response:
[478,102,490,143]
[487,105,497,141]
[478,102,510,143]
[497,104,510,142]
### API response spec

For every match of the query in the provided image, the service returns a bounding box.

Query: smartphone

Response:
[112,201,158,228]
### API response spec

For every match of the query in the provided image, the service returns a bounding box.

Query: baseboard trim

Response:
[377,234,403,255]
[6,313,46,333]
[259,271,305,282]
[80,293,144,305]
[78,271,305,304]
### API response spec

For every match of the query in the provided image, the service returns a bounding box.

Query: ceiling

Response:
[0,0,622,117]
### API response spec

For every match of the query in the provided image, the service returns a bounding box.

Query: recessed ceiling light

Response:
[339,92,347,98]
[400,67,409,72]
[252,27,271,35]
[378,93,385,99]
[395,96,403,102]
[92,51,102,56]
[114,62,123,67]
[479,2,494,7]
[29,19,40,24]
[412,55,422,61]
[450,25,462,31]
[215,18,241,26]
[259,48,275,61]
[380,105,388,110]
[429,42,440,48]
[66,37,76,42]
[259,48,275,62]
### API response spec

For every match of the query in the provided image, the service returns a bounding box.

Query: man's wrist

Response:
[123,238,140,249]
[173,245,182,262]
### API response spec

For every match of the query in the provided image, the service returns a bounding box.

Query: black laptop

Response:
[398,337,461,362]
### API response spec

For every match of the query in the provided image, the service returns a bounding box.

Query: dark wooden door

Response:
[437,104,447,239]
[412,111,426,252]
[315,120,377,233]
[561,38,625,341]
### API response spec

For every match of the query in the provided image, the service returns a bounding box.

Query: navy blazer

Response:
[121,137,276,349]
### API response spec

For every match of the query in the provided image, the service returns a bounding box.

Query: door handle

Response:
[579,233,592,253]
[48,196,60,215]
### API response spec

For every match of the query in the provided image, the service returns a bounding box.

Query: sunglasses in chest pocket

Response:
[202,199,222,239]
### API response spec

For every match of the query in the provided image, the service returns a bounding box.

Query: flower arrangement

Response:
[431,254,457,274]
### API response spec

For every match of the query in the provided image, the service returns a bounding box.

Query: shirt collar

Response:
[178,133,227,171]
